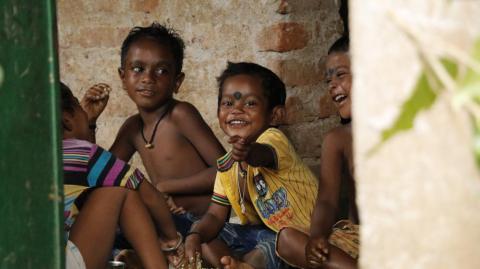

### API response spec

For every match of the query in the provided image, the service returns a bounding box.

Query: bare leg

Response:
[69,187,169,269]
[220,256,254,269]
[138,181,177,241]
[118,188,169,269]
[201,239,231,268]
[276,228,357,269]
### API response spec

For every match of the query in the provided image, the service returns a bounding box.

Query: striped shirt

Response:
[63,139,144,237]
[212,128,318,233]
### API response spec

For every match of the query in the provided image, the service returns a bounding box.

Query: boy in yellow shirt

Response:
[184,62,318,269]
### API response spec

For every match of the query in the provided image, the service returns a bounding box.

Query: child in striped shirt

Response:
[61,82,184,269]
[184,62,319,269]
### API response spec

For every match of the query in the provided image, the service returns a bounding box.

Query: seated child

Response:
[184,62,319,269]
[110,22,226,235]
[305,36,359,269]
[61,82,184,269]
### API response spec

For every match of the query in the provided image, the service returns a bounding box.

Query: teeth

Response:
[334,94,346,102]
[229,120,247,125]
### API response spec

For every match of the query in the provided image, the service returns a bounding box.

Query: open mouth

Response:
[333,94,347,104]
[227,119,249,126]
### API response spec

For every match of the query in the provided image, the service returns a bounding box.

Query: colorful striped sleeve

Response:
[87,144,144,189]
[212,172,230,206]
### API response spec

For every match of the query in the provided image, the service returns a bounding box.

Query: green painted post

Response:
[0,0,63,268]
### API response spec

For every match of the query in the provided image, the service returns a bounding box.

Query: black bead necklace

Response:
[140,101,173,149]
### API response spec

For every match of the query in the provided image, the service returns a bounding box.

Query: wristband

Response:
[161,232,183,252]
[186,231,201,238]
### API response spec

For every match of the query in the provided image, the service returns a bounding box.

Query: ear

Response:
[118,67,127,91]
[62,111,74,133]
[173,72,185,94]
[118,67,125,80]
[270,105,286,126]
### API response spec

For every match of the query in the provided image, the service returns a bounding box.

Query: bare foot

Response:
[220,256,254,269]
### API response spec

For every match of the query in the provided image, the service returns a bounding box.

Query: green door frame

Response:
[0,0,63,268]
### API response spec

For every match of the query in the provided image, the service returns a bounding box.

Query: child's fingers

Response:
[87,83,111,100]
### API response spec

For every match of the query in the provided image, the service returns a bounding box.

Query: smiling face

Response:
[325,52,352,119]
[119,37,184,111]
[218,74,273,141]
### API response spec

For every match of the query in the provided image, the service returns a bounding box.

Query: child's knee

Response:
[276,227,293,253]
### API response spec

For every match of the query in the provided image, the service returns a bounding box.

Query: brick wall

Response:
[57,0,343,174]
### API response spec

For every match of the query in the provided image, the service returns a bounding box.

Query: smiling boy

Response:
[184,62,318,269]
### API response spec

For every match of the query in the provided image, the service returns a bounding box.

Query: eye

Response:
[155,68,168,76]
[221,99,233,107]
[245,100,257,107]
[132,66,143,73]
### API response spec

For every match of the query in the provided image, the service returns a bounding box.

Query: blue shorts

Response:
[218,223,287,269]
[114,212,198,251]
[172,212,199,237]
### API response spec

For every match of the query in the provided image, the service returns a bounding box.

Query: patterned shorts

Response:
[218,223,287,269]
[328,219,360,259]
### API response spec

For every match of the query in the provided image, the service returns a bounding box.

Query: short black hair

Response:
[120,22,185,75]
[328,35,349,55]
[60,81,76,114]
[217,62,286,110]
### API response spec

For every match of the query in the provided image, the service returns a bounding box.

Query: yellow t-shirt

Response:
[212,128,318,233]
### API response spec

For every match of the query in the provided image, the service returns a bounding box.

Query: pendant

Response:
[145,143,154,149]
[241,202,246,214]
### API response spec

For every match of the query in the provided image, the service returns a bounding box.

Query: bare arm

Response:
[138,181,178,242]
[109,116,138,162]
[184,203,230,260]
[157,103,226,194]
[310,130,344,238]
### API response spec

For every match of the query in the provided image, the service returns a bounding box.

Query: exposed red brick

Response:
[131,0,160,12]
[318,91,337,119]
[256,22,309,52]
[285,96,303,125]
[267,59,322,87]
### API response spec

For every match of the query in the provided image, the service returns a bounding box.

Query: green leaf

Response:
[381,72,437,142]
[474,120,480,167]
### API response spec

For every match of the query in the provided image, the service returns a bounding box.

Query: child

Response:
[61,82,184,269]
[305,36,359,269]
[184,62,319,269]
[110,22,226,235]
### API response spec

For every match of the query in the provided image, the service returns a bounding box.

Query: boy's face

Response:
[63,98,90,140]
[218,74,272,142]
[325,52,352,119]
[119,38,184,111]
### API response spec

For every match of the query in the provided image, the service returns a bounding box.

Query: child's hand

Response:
[228,135,251,161]
[164,194,186,215]
[305,236,329,268]
[81,83,111,123]
[184,234,202,268]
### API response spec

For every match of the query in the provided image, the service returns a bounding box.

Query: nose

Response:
[231,100,244,114]
[328,75,341,94]
[141,69,155,84]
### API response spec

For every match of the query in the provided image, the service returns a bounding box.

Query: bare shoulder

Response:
[170,101,202,120]
[323,125,351,150]
[169,101,208,131]
[118,113,142,136]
